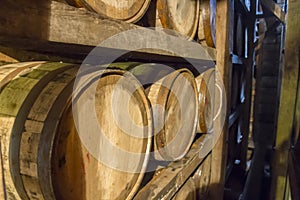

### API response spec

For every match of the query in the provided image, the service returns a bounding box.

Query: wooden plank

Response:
[270,0,300,198]
[0,52,18,63]
[134,137,206,200]
[0,0,216,62]
[209,0,232,199]
[0,36,216,69]
[260,0,286,23]
[172,153,212,200]
[0,45,81,64]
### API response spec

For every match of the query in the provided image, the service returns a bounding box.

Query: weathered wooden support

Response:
[0,0,216,62]
[134,137,206,200]
[209,0,232,199]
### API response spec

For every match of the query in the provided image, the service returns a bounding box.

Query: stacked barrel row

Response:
[0,62,215,200]
[64,0,217,47]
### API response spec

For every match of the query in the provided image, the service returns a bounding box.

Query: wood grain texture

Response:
[0,62,46,91]
[198,0,217,47]
[0,0,217,62]
[0,62,74,199]
[0,52,18,63]
[209,0,231,199]
[108,63,199,161]
[20,67,78,200]
[79,0,151,23]
[69,67,152,200]
[0,45,82,64]
[134,136,206,200]
[157,0,199,40]
[172,178,197,199]
[147,68,199,161]
[0,0,137,47]
[173,153,212,200]
[195,68,215,134]
[0,61,45,200]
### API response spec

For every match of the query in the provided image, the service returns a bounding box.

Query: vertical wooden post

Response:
[209,0,232,199]
[271,0,300,199]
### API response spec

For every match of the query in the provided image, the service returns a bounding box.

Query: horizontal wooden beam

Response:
[0,0,216,62]
[134,137,206,200]
[260,0,286,23]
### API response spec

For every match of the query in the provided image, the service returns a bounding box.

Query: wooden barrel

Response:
[156,0,200,40]
[198,0,216,47]
[195,68,215,134]
[56,66,152,200]
[0,62,77,199]
[66,0,151,23]
[0,62,153,200]
[149,67,198,161]
[0,62,46,90]
[0,61,46,199]
[109,63,199,161]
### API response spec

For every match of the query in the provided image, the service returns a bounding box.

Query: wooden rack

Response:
[0,0,236,199]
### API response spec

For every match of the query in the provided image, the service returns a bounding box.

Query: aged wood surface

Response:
[198,0,217,47]
[79,0,151,23]
[148,69,198,161]
[105,63,199,161]
[195,69,215,134]
[0,0,216,62]
[271,0,300,198]
[0,46,81,64]
[172,153,212,200]
[0,62,74,199]
[0,52,18,63]
[0,62,47,200]
[134,136,206,200]
[208,0,231,199]
[70,66,153,200]
[157,0,199,40]
[20,67,78,200]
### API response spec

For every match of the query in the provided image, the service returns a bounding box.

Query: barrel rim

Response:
[78,0,152,23]
[153,68,199,161]
[71,68,153,199]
